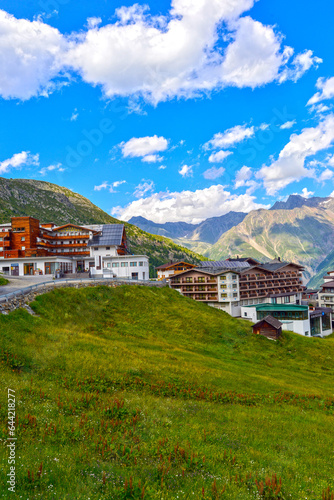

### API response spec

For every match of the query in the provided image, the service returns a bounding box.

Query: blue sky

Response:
[1,0,334,223]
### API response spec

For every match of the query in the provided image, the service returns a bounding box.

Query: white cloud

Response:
[141,154,164,163]
[39,162,65,176]
[0,10,67,100]
[70,109,78,121]
[178,164,193,177]
[0,3,320,103]
[257,114,334,195]
[280,50,322,83]
[235,166,252,188]
[112,184,269,224]
[158,165,167,170]
[0,151,39,174]
[121,135,168,158]
[308,77,334,106]
[134,180,155,198]
[205,125,255,149]
[293,188,314,198]
[87,17,102,30]
[319,168,334,182]
[203,166,225,180]
[94,180,126,192]
[234,166,259,194]
[280,120,296,130]
[208,150,232,163]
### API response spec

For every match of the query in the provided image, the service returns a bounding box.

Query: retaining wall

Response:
[0,280,165,315]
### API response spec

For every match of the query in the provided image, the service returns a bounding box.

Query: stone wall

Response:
[0,280,166,315]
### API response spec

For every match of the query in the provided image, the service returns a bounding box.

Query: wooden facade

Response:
[0,217,128,262]
[252,315,282,340]
[156,261,196,280]
[239,264,304,301]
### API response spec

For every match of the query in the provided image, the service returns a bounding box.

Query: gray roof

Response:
[198,260,250,270]
[254,315,282,330]
[87,224,124,247]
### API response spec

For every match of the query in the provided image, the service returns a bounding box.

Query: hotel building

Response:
[0,217,149,280]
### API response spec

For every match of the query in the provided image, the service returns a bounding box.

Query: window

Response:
[197,277,205,283]
[130,262,137,267]
[121,262,128,267]
[221,293,228,298]
[220,285,226,290]
[186,277,193,283]
[0,247,3,251]
[233,293,238,297]
[106,247,110,250]
[21,246,26,250]
[232,284,237,289]
[94,247,98,251]
[232,274,237,279]
[284,296,290,303]
[112,263,119,268]
[139,262,144,266]
[244,312,247,317]
[0,237,3,241]
[220,276,226,280]
[21,236,26,241]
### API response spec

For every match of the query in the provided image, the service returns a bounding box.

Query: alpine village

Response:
[2,1,334,499]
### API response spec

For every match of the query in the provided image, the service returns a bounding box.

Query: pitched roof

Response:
[253,315,282,330]
[321,280,334,288]
[87,224,125,247]
[156,261,196,270]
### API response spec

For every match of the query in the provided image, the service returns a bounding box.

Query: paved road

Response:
[0,276,55,296]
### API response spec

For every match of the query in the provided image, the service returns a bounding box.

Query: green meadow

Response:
[0,276,9,286]
[0,285,334,499]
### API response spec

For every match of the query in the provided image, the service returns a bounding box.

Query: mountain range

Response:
[0,177,204,275]
[130,195,334,288]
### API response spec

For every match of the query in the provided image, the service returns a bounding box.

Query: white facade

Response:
[0,256,75,276]
[90,255,150,281]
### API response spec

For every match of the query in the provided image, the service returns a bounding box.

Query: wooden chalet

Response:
[252,315,282,340]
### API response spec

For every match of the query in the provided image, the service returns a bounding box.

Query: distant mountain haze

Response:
[128,211,247,244]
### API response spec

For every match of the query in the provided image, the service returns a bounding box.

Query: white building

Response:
[241,303,332,337]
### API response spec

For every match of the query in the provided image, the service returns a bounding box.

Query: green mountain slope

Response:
[0,177,205,274]
[1,285,334,498]
[206,202,334,283]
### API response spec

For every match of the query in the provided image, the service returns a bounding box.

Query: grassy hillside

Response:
[1,286,334,499]
[0,177,205,276]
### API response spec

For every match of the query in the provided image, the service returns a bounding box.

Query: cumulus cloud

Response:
[178,164,193,177]
[234,166,259,193]
[307,77,334,106]
[203,166,225,180]
[257,114,334,195]
[94,180,126,192]
[0,151,39,174]
[293,188,314,198]
[0,2,321,103]
[0,10,67,100]
[112,184,269,224]
[205,124,255,149]
[39,162,65,176]
[208,150,232,163]
[121,135,168,159]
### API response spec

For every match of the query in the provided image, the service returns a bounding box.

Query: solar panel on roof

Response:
[87,224,124,246]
